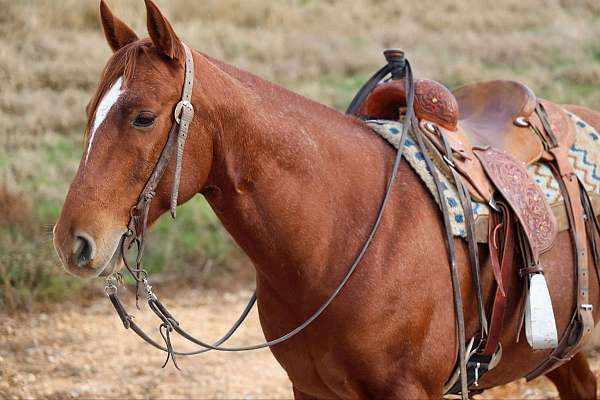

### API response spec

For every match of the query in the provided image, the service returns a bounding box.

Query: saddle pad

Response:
[366,112,600,240]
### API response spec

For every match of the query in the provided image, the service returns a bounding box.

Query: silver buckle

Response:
[488,196,499,212]
[174,100,194,124]
[514,116,529,127]
[443,154,456,168]
[474,362,481,387]
[424,121,436,133]
[581,304,593,311]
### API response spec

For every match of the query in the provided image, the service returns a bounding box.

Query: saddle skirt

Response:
[366,112,600,241]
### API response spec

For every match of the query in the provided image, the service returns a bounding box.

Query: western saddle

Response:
[348,50,598,398]
[361,78,576,202]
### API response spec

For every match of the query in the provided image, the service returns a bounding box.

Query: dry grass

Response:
[1,0,599,309]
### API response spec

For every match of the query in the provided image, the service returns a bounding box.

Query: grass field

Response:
[1,0,600,310]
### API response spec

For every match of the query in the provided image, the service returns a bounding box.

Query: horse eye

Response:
[132,111,156,128]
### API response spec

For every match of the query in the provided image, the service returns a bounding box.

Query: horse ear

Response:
[144,0,181,60]
[100,1,138,52]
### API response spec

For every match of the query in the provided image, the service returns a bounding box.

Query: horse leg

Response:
[545,351,597,400]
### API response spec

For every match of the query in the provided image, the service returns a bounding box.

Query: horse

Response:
[53,1,600,398]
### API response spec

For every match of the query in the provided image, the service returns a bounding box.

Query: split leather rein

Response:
[106,44,417,369]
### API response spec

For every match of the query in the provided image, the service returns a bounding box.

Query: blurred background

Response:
[1,0,600,398]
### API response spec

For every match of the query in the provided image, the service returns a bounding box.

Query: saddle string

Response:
[107,49,418,362]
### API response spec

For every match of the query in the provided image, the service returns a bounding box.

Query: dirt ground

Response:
[1,277,598,400]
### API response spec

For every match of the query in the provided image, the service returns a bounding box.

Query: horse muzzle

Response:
[53,225,125,278]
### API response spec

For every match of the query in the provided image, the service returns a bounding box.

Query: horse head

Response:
[53,0,214,278]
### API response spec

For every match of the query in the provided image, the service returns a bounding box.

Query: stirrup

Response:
[525,272,558,350]
[443,338,503,398]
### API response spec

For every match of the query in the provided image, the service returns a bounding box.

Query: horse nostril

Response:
[73,235,94,268]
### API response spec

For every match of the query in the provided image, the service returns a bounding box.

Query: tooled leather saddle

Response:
[360,79,576,202]
[347,50,599,397]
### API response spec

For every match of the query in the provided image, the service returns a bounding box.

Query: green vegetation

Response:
[1,0,599,311]
[143,199,235,276]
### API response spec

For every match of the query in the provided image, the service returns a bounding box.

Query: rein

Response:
[106,46,416,369]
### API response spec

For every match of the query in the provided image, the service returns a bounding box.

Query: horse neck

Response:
[196,56,397,293]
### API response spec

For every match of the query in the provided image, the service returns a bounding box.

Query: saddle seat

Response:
[361,79,576,202]
[454,80,540,162]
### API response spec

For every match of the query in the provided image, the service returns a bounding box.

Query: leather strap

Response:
[107,289,257,356]
[481,202,514,356]
[170,43,195,218]
[538,103,592,344]
[424,124,488,336]
[545,104,594,350]
[521,103,594,380]
[121,122,180,285]
[581,184,600,284]
[550,145,593,339]
[413,125,469,399]
[346,64,392,116]
[346,49,408,116]
[525,159,594,380]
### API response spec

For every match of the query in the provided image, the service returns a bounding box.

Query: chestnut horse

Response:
[53,1,600,398]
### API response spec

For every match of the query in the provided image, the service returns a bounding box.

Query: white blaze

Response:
[85,76,124,162]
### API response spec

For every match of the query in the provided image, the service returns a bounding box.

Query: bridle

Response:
[105,44,416,369]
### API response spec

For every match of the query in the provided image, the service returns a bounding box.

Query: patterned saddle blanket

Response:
[367,112,600,240]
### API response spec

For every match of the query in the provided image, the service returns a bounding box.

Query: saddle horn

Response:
[383,49,406,80]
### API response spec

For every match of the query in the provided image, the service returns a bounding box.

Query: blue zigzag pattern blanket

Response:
[367,112,600,237]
